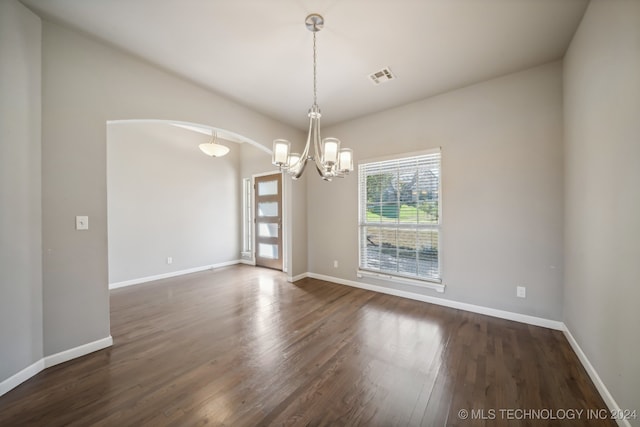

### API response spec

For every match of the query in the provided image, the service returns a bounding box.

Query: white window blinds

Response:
[358,150,441,283]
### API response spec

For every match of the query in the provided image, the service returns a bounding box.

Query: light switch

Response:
[76,216,89,230]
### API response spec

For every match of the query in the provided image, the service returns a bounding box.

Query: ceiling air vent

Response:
[369,67,395,85]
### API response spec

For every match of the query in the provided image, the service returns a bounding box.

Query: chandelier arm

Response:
[290,114,314,179]
[291,158,308,179]
[310,110,332,179]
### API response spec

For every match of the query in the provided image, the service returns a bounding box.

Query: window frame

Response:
[241,177,252,257]
[357,148,443,292]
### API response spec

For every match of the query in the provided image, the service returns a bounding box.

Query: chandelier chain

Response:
[313,31,317,106]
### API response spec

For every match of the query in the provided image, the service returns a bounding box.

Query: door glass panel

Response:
[258,180,278,196]
[257,202,278,217]
[258,223,279,238]
[258,243,278,259]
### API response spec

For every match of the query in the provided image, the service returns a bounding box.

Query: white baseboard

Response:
[288,272,309,282]
[239,259,255,266]
[109,260,241,289]
[562,328,631,427]
[44,335,113,368]
[0,359,44,397]
[0,335,113,398]
[306,272,564,330]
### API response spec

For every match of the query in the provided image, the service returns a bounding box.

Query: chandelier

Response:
[272,14,353,181]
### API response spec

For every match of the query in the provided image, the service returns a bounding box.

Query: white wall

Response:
[107,122,241,284]
[41,20,304,356]
[287,173,308,278]
[310,61,564,320]
[240,139,274,180]
[0,0,43,384]
[564,0,640,421]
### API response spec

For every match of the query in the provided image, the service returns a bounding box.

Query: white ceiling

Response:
[21,0,588,131]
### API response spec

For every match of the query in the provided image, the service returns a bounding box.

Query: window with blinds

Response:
[358,150,441,283]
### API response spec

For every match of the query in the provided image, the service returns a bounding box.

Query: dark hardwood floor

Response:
[0,265,614,426]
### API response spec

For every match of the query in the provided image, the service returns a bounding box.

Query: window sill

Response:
[356,270,445,293]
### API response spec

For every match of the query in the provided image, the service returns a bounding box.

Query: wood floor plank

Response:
[0,265,615,426]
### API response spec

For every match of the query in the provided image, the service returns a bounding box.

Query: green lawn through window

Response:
[365,204,438,223]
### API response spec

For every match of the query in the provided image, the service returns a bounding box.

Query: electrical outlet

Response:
[75,216,89,230]
[333,260,339,268]
[167,257,173,265]
[516,286,526,298]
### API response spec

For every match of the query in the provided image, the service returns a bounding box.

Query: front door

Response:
[254,173,283,270]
